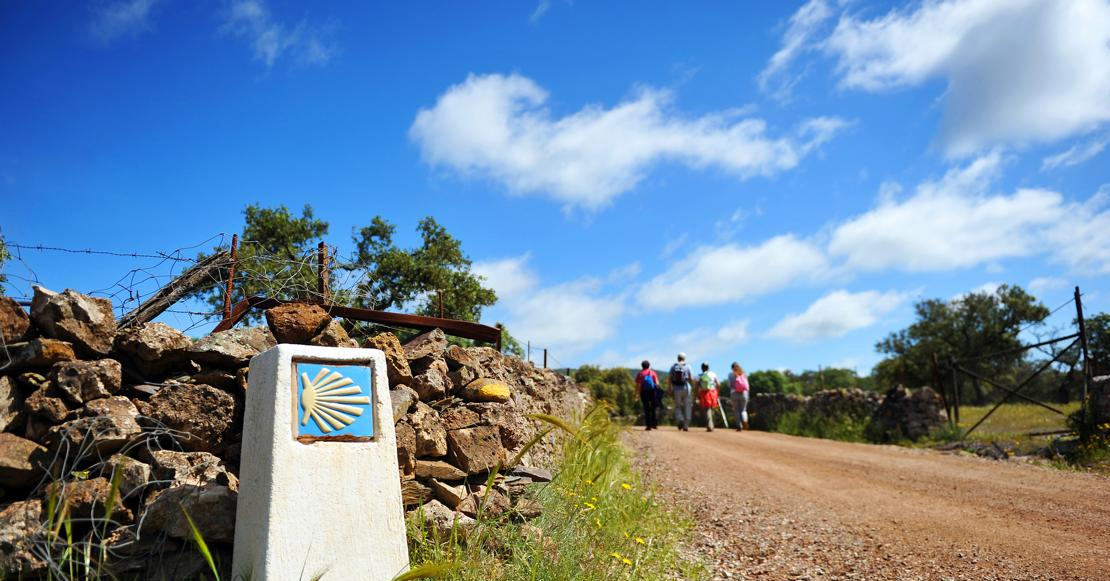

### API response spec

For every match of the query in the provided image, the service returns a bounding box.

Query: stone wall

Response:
[747,387,945,440]
[0,289,589,579]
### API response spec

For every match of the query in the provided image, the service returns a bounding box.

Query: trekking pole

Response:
[717,400,729,428]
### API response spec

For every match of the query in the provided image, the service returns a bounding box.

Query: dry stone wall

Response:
[748,387,946,440]
[0,288,589,579]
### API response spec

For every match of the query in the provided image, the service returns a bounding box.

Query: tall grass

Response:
[406,405,704,580]
[770,409,868,443]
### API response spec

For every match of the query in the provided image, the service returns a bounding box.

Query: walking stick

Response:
[717,400,729,429]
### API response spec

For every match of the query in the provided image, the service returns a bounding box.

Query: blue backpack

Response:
[642,372,657,391]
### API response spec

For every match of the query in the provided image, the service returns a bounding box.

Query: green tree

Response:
[1085,313,1110,377]
[748,370,796,395]
[873,284,1049,404]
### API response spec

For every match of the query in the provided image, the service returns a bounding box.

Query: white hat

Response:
[677,352,686,361]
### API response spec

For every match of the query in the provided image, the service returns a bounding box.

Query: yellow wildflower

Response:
[622,558,633,566]
[610,552,622,560]
[635,537,646,545]
[621,483,632,490]
[583,502,596,510]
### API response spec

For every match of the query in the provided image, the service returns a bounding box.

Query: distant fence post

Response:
[543,348,548,369]
[317,242,330,304]
[222,234,239,321]
[1075,286,1091,403]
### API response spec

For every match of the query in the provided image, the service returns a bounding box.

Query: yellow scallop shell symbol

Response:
[300,367,371,433]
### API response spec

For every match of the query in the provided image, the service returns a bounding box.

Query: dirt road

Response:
[629,429,1110,580]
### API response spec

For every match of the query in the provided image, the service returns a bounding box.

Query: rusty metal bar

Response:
[210,296,501,345]
[960,341,1076,438]
[317,242,330,304]
[956,365,1068,416]
[222,234,239,321]
[955,332,1080,365]
[1075,286,1091,403]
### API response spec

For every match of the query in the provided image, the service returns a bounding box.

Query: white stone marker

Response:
[232,344,409,581]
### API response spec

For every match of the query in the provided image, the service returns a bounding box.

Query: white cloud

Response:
[758,0,835,98]
[596,319,750,370]
[638,235,828,310]
[823,0,1110,156]
[1044,188,1110,275]
[473,255,538,301]
[828,153,1066,272]
[1029,276,1068,295]
[409,73,847,210]
[767,289,910,343]
[90,0,160,43]
[222,0,336,68]
[1042,134,1110,170]
[951,281,1003,301]
[530,0,552,23]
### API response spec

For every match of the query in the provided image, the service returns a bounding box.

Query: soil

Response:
[629,428,1110,581]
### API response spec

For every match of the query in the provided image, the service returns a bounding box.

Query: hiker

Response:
[697,362,720,432]
[635,360,661,430]
[728,361,750,431]
[669,353,694,431]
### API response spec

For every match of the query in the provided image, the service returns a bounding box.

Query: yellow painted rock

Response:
[463,378,511,403]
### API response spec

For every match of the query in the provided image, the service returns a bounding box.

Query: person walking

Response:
[728,362,750,431]
[669,353,693,431]
[697,362,720,432]
[635,360,661,431]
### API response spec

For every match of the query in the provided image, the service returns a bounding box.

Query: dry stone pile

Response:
[0,288,588,579]
[748,387,945,439]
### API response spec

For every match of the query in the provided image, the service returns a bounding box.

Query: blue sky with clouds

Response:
[2,0,1109,374]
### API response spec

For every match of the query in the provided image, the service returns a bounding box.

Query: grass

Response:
[954,401,1081,440]
[771,409,869,443]
[406,405,705,581]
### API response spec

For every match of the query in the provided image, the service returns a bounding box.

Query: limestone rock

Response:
[414,459,467,481]
[0,433,46,489]
[50,477,132,522]
[189,327,276,369]
[30,286,115,356]
[410,402,448,457]
[389,384,418,424]
[145,384,239,453]
[45,396,141,454]
[514,497,543,520]
[103,454,152,501]
[113,322,191,375]
[142,483,237,543]
[509,466,552,483]
[448,366,479,391]
[411,357,450,401]
[24,383,71,424]
[395,421,416,475]
[444,344,481,372]
[192,368,237,390]
[419,499,475,539]
[0,376,25,433]
[869,386,948,442]
[440,406,480,431]
[462,378,511,403]
[458,488,511,519]
[403,329,447,361]
[309,319,358,348]
[428,478,466,509]
[2,338,76,371]
[264,303,330,344]
[49,359,121,405]
[401,478,431,507]
[147,450,239,490]
[364,332,413,387]
[447,425,504,474]
[0,500,44,577]
[0,296,30,343]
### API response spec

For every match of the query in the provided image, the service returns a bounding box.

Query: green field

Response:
[955,401,1081,440]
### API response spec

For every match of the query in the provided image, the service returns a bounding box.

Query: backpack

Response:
[669,364,686,387]
[641,372,657,391]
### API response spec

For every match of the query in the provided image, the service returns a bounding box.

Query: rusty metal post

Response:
[496,323,504,353]
[1075,286,1091,404]
[543,348,548,369]
[222,234,239,321]
[317,242,330,304]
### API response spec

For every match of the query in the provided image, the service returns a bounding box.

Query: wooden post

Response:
[317,242,330,304]
[543,348,548,369]
[1075,286,1091,403]
[223,234,239,321]
[526,341,531,364]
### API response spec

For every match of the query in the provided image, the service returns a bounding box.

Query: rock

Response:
[147,450,239,490]
[458,488,511,519]
[50,477,133,522]
[410,402,448,457]
[0,376,25,433]
[428,478,466,509]
[142,483,237,543]
[309,319,358,348]
[24,383,71,424]
[419,498,475,539]
[440,406,481,431]
[364,332,413,387]
[113,322,191,375]
[411,357,450,401]
[447,425,504,475]
[395,422,416,475]
[414,459,467,481]
[45,397,141,455]
[145,383,239,452]
[748,393,807,431]
[462,378,511,403]
[2,338,76,371]
[509,465,552,483]
[0,296,30,343]
[0,433,46,489]
[192,368,237,390]
[869,386,948,442]
[390,385,418,424]
[401,478,431,507]
[188,327,276,369]
[30,286,116,356]
[448,366,479,391]
[264,303,331,344]
[444,344,481,372]
[403,329,447,361]
[514,497,543,520]
[103,454,152,501]
[49,359,122,404]
[0,500,44,577]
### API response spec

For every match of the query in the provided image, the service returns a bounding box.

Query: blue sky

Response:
[2,0,1109,375]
